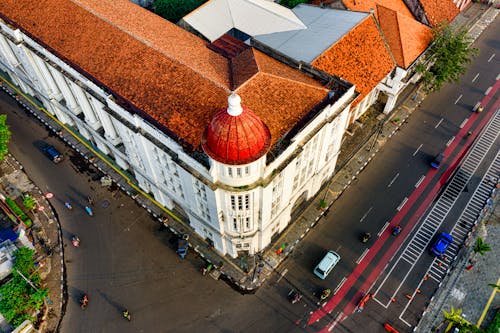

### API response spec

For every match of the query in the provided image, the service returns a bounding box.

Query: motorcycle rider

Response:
[123,309,131,321]
[361,232,371,243]
[81,294,88,309]
[64,202,73,210]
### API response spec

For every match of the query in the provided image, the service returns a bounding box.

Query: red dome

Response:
[202,94,271,165]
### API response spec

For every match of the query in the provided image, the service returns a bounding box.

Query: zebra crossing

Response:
[374,108,500,306]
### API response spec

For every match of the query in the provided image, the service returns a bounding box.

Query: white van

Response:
[314,250,341,279]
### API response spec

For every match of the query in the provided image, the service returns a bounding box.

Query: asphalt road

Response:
[274,14,500,333]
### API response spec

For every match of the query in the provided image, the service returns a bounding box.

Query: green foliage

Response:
[319,200,327,208]
[417,23,478,93]
[153,0,207,22]
[485,311,500,333]
[0,248,48,327]
[487,283,500,290]
[0,114,11,161]
[473,237,491,256]
[443,307,485,333]
[22,195,35,211]
[279,0,307,8]
[5,197,28,222]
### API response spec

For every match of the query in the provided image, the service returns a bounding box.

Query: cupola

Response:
[202,94,271,165]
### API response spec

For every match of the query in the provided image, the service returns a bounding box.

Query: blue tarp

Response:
[0,228,18,242]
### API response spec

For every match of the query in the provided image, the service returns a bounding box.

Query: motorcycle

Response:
[287,289,302,304]
[392,225,402,236]
[123,310,131,321]
[85,206,93,216]
[357,293,372,312]
[64,202,73,210]
[72,236,80,247]
[360,232,371,243]
[320,288,331,301]
[80,294,88,310]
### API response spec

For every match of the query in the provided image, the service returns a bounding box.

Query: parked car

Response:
[42,143,63,163]
[314,250,341,279]
[430,232,453,257]
[431,153,444,169]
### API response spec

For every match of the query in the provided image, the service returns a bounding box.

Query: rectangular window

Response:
[244,195,249,210]
[236,168,242,177]
[230,195,236,210]
[238,196,243,210]
[228,168,233,177]
[236,243,242,249]
[233,218,238,231]
[245,166,250,175]
[245,217,250,229]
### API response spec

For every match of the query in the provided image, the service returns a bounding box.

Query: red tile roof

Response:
[0,0,330,153]
[377,5,432,68]
[311,15,395,107]
[419,0,459,26]
[341,0,413,18]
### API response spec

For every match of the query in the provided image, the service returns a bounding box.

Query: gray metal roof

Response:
[253,5,368,63]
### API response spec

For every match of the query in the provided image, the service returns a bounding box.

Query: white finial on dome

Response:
[227,93,243,116]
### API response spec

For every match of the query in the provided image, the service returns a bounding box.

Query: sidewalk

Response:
[0,154,64,333]
[0,4,497,332]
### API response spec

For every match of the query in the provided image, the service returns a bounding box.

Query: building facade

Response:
[0,1,355,258]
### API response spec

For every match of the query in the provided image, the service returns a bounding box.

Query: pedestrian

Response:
[88,195,94,206]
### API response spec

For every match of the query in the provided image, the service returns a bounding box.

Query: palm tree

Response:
[473,237,491,256]
[442,307,484,333]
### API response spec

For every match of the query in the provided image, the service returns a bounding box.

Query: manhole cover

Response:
[101,200,110,208]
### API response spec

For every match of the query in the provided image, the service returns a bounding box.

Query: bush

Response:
[154,0,207,22]
[279,0,307,8]
[5,197,28,221]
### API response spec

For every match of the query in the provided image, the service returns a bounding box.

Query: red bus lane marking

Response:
[308,92,500,327]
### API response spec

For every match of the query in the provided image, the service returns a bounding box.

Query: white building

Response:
[0,0,356,258]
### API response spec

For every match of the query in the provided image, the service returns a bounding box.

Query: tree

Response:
[0,114,11,161]
[279,0,308,8]
[0,248,48,327]
[22,195,35,211]
[442,307,485,333]
[416,23,478,93]
[473,237,491,256]
[153,0,207,23]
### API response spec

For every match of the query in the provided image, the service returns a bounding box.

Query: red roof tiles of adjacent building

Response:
[311,15,395,107]
[377,5,432,68]
[0,0,330,153]
[341,0,413,18]
[419,0,459,26]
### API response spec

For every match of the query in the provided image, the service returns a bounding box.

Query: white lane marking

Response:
[434,118,443,128]
[473,102,481,111]
[333,277,347,295]
[378,221,390,236]
[459,118,468,128]
[446,136,455,146]
[487,53,495,62]
[485,86,492,95]
[472,73,480,82]
[397,197,408,211]
[276,268,288,282]
[356,249,369,264]
[360,206,373,223]
[388,173,400,188]
[415,175,425,188]
[327,312,345,331]
[454,94,462,104]
[413,144,423,156]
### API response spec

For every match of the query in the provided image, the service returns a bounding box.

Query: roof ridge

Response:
[228,0,306,29]
[72,0,231,91]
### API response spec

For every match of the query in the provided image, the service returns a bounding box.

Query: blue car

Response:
[431,232,453,257]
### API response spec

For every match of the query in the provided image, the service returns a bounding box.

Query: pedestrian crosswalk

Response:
[403,108,500,283]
